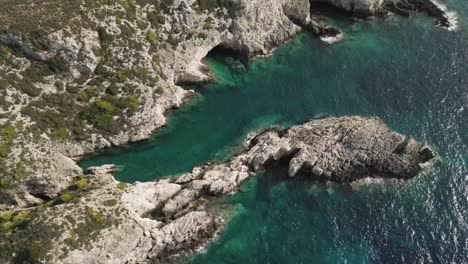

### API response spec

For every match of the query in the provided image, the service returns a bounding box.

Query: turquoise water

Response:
[81,8,467,264]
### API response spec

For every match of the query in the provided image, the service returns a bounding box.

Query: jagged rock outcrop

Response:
[310,0,457,29]
[310,0,387,15]
[3,116,433,263]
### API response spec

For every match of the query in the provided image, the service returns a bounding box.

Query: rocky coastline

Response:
[0,116,434,263]
[0,0,455,208]
[0,0,451,262]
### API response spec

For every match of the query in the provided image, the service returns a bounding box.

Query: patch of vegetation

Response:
[136,19,147,30]
[63,207,116,249]
[147,11,166,28]
[147,31,157,45]
[0,211,30,238]
[0,126,17,143]
[203,17,214,30]
[116,182,128,190]
[152,54,161,66]
[75,177,89,189]
[59,192,75,203]
[46,56,70,73]
[81,98,117,133]
[156,84,164,95]
[103,199,117,207]
[197,0,218,10]
[78,85,99,102]
[0,208,63,262]
[14,166,29,180]
[51,127,70,141]
[98,28,114,49]
[81,94,140,134]
[0,125,17,159]
[21,106,83,139]
[105,83,120,96]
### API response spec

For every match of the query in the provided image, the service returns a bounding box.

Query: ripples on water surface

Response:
[81,7,467,264]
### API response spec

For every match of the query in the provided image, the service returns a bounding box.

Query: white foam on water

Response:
[351,177,386,188]
[430,0,459,31]
[320,33,344,44]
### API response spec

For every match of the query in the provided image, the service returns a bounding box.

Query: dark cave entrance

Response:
[205,43,250,67]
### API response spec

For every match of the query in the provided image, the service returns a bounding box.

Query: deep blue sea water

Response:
[80,4,467,263]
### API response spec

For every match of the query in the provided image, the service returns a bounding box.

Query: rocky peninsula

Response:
[0,116,434,263]
[0,0,449,262]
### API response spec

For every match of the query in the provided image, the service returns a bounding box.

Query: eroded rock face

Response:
[274,116,432,181]
[309,0,455,29]
[14,116,433,264]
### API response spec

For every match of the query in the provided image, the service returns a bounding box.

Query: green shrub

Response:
[29,242,45,260]
[14,166,29,179]
[136,67,149,80]
[86,208,104,222]
[18,79,42,97]
[198,0,218,10]
[103,199,117,207]
[147,31,157,45]
[148,11,166,27]
[11,213,29,227]
[94,61,109,76]
[0,211,13,222]
[120,23,134,38]
[98,28,113,48]
[66,84,81,94]
[0,177,11,187]
[105,83,120,96]
[203,17,213,30]
[46,56,70,73]
[153,54,161,66]
[1,212,30,231]
[55,81,65,91]
[117,70,129,82]
[0,45,9,60]
[81,98,117,133]
[60,192,74,202]
[137,19,147,30]
[0,126,17,142]
[75,177,88,189]
[78,85,99,102]
[117,182,128,190]
[0,143,11,159]
[21,108,67,134]
[156,85,164,95]
[23,63,50,82]
[124,95,139,112]
[51,127,70,141]
[95,98,115,113]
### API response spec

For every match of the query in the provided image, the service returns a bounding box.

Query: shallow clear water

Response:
[80,7,468,264]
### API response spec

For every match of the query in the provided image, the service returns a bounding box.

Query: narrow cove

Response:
[80,13,468,263]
